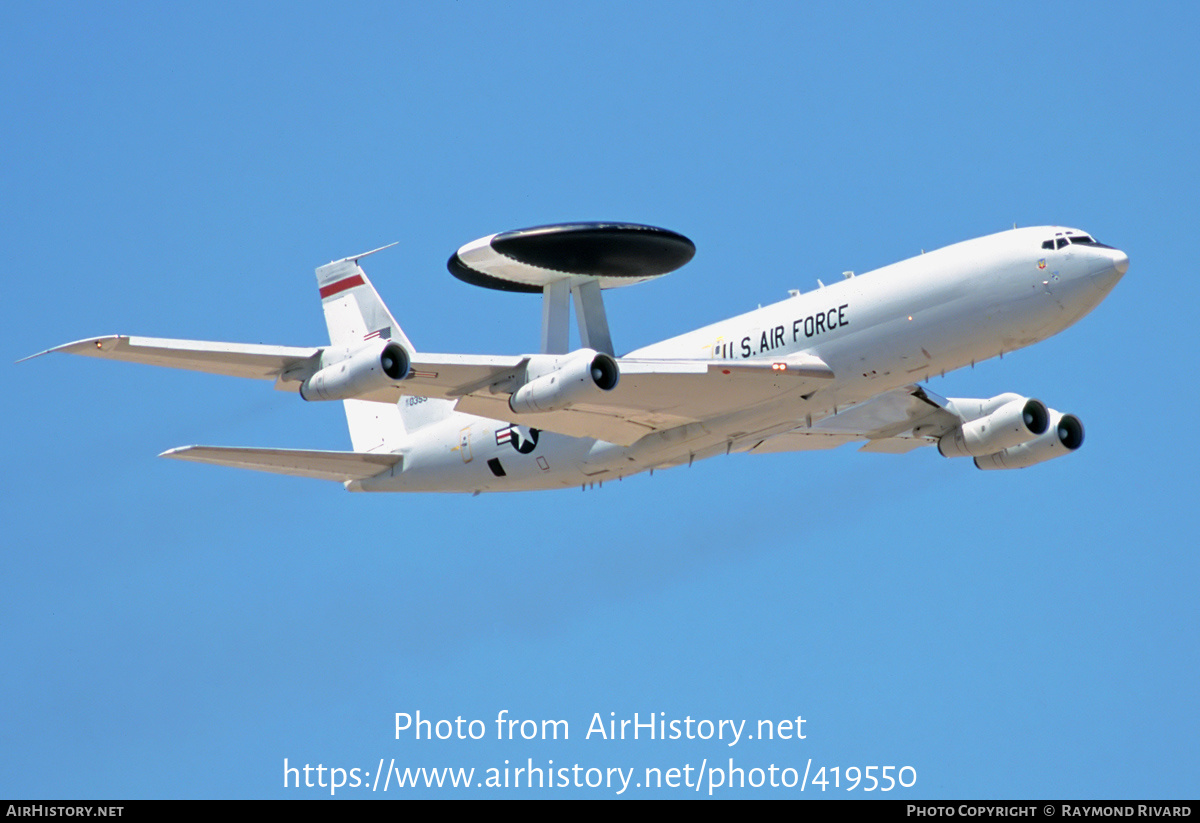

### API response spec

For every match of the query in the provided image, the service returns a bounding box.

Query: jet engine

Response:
[509,349,620,414]
[938,396,1049,458]
[973,411,1084,470]
[299,340,411,402]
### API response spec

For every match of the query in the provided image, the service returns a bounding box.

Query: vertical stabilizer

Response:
[397,396,456,434]
[314,245,414,351]
[315,246,415,452]
[342,399,406,453]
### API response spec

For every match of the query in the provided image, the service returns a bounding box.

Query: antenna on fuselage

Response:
[446,223,696,356]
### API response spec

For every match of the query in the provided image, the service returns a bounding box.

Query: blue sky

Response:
[4,1,1197,798]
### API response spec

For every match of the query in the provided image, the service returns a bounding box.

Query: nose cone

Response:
[1112,248,1130,276]
[1087,247,1128,297]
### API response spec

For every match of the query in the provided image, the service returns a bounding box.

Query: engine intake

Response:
[974,411,1084,470]
[509,349,620,414]
[300,340,411,401]
[938,397,1049,458]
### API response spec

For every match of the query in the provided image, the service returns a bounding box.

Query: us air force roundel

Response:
[495,425,540,454]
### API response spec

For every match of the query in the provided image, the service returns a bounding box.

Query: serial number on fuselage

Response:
[712,303,849,359]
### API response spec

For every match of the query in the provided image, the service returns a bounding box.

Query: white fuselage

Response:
[349,227,1126,492]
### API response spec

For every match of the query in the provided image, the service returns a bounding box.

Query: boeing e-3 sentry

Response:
[30,222,1128,492]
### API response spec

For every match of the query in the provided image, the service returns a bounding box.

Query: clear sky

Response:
[4,1,1197,799]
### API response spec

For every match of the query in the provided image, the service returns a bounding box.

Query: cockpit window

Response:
[1042,233,1102,250]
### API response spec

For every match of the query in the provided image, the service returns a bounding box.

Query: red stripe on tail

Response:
[319,274,365,299]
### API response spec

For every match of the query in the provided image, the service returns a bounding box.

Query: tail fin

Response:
[315,245,416,452]
[342,398,406,452]
[396,395,457,434]
[315,244,415,351]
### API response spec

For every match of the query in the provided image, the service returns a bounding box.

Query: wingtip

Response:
[17,335,126,364]
[14,350,49,365]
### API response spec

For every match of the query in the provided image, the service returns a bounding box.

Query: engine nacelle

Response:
[509,349,620,414]
[299,340,411,402]
[973,411,1084,470]
[938,396,1049,458]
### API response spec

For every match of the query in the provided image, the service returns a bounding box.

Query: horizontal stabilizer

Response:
[160,446,401,482]
[24,336,320,387]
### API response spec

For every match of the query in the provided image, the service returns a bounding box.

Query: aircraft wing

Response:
[346,351,527,403]
[257,348,834,446]
[30,336,838,447]
[23,335,321,387]
[745,385,961,455]
[23,336,525,398]
[400,353,835,446]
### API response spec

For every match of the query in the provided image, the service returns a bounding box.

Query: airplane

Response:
[26,222,1128,493]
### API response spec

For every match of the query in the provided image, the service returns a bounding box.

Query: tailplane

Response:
[161,445,400,482]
